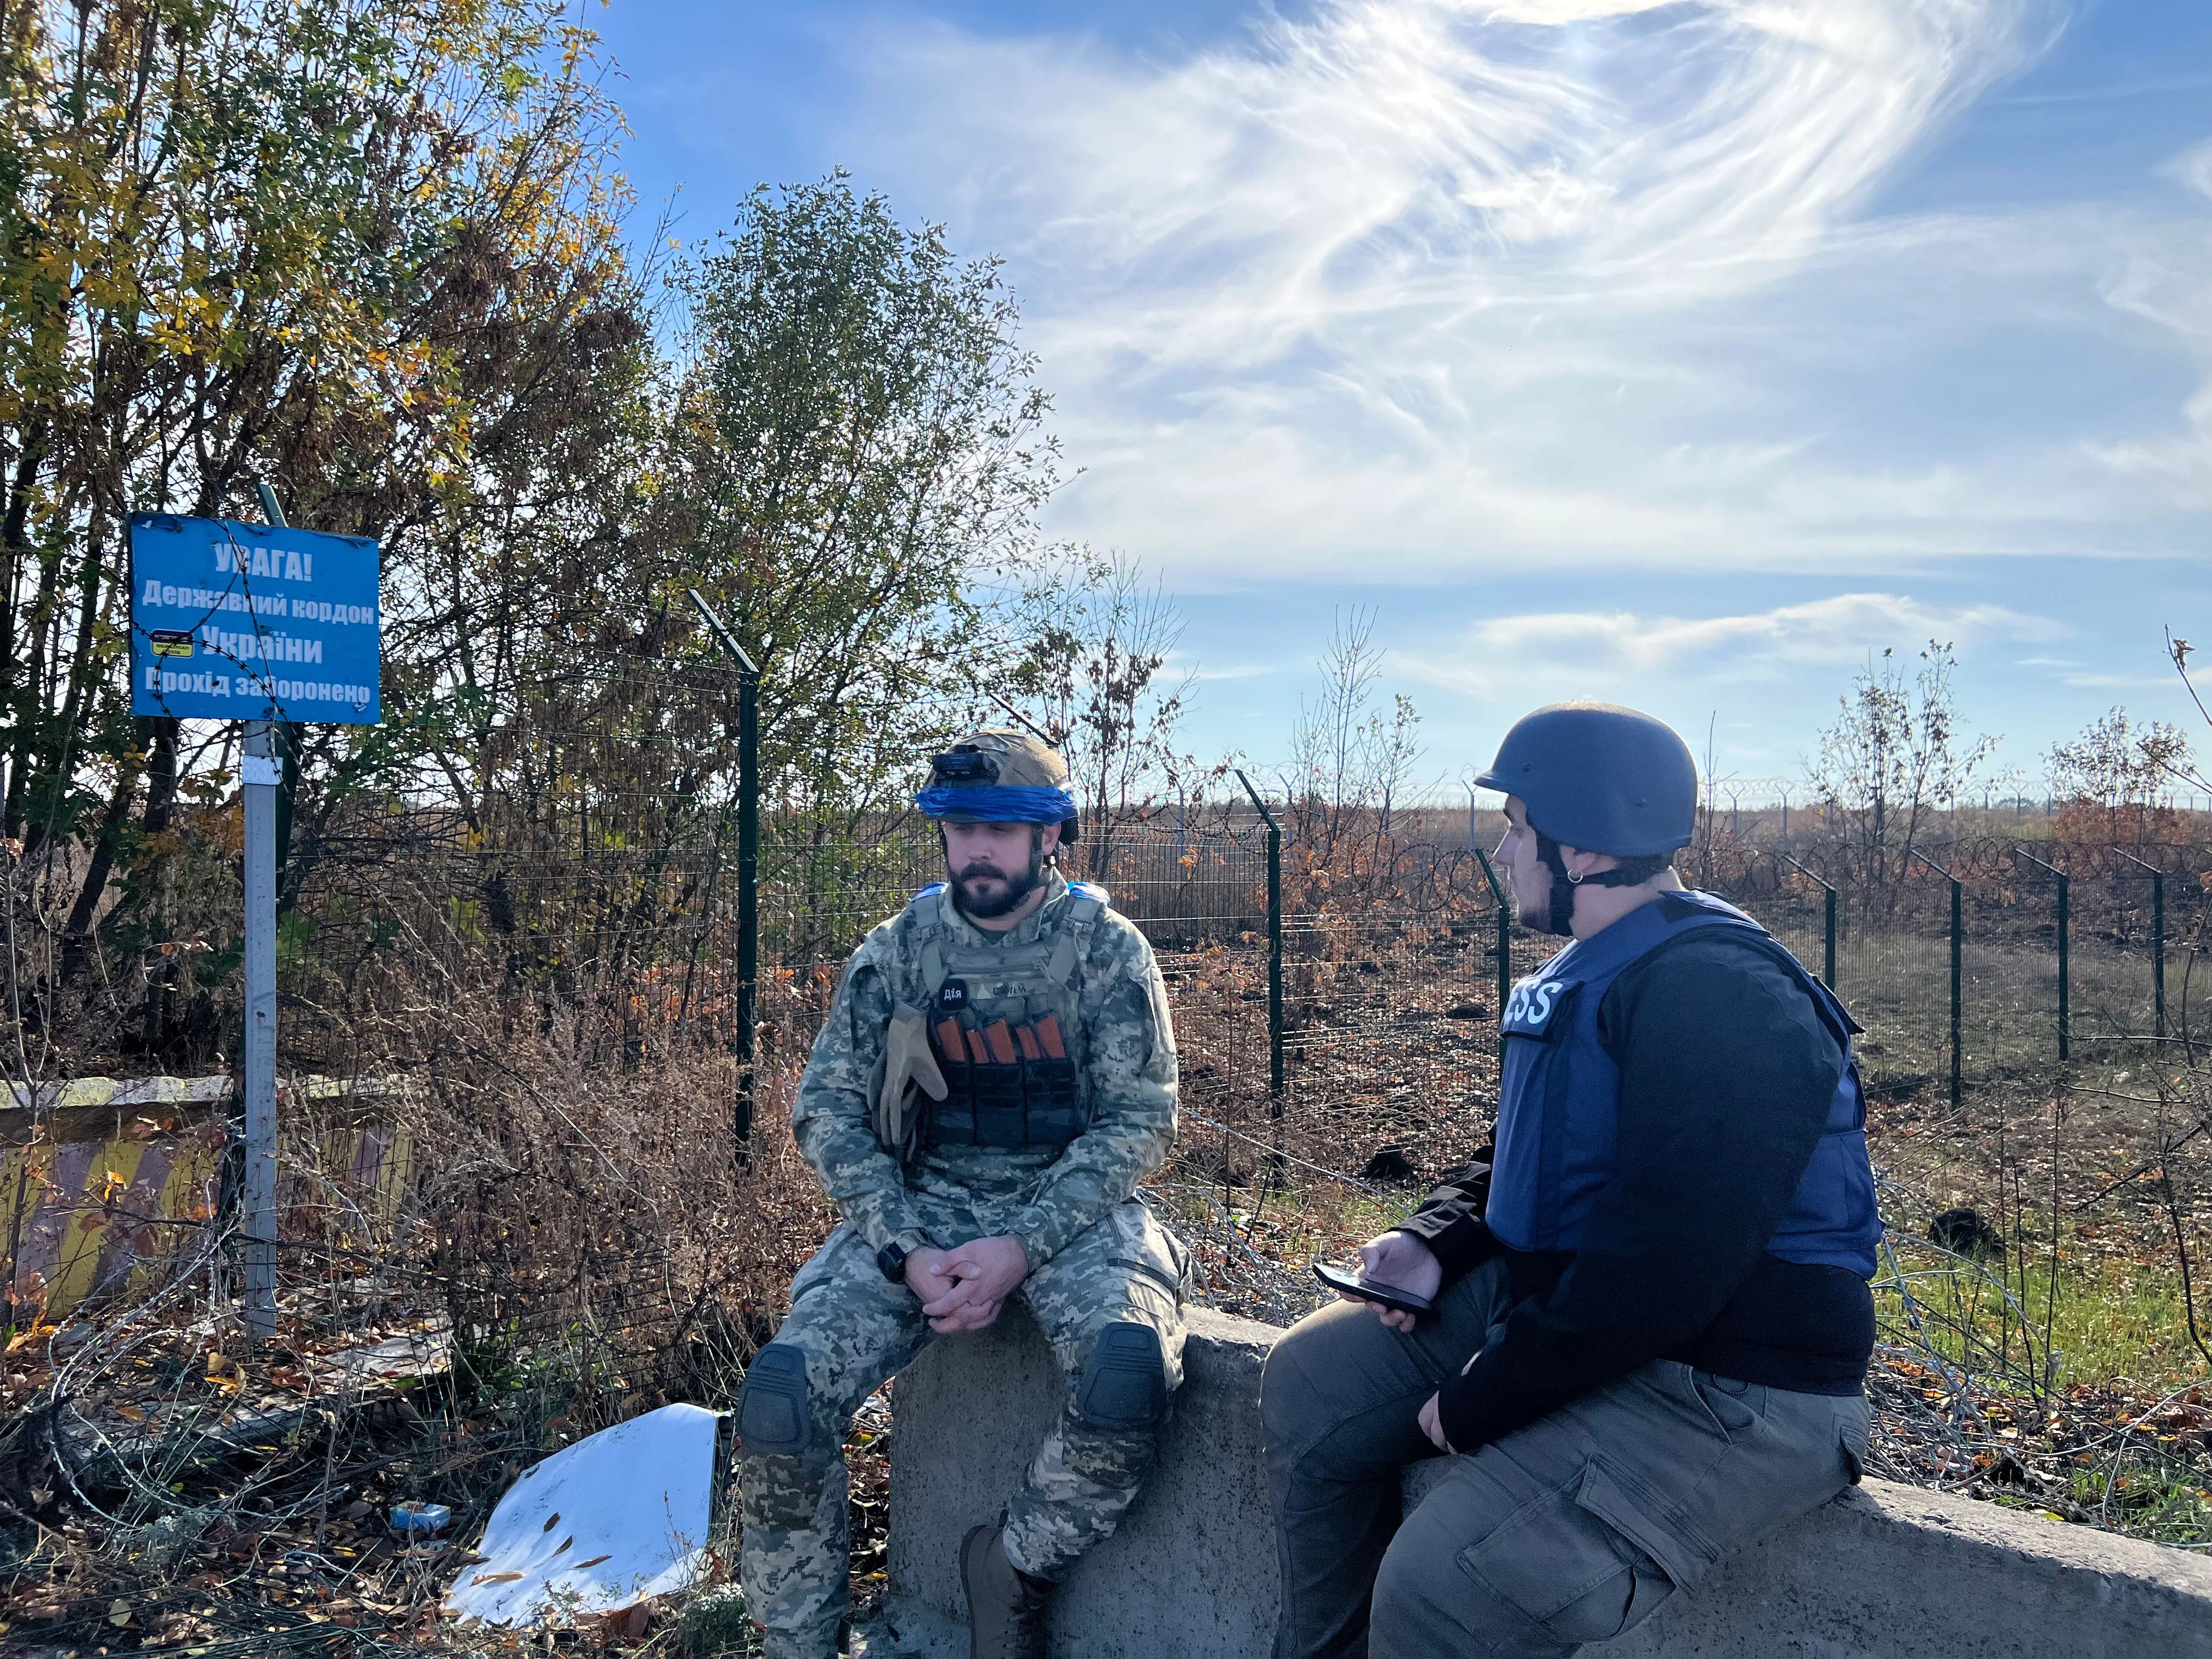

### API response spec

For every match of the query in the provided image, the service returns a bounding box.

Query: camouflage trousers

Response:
[737,1199,1189,1659]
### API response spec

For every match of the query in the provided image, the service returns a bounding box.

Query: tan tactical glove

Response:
[874,1003,949,1155]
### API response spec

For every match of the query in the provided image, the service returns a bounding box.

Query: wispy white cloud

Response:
[1393,591,2062,698]
[845,0,2148,583]
[2086,138,2212,510]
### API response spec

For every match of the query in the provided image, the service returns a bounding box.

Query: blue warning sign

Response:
[129,514,381,724]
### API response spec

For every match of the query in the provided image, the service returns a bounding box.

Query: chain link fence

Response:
[12,648,2212,1632]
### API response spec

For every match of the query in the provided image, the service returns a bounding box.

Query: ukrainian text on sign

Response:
[128,512,382,724]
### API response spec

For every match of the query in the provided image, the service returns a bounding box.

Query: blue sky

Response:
[590,0,2212,794]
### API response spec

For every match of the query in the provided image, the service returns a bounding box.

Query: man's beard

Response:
[1509,867,1559,935]
[951,840,1046,920]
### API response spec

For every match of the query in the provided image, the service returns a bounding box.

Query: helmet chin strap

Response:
[1533,830,1646,937]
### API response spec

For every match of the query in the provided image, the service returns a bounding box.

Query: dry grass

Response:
[10,826,2212,1651]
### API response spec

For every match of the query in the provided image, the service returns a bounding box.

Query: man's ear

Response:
[1038,822,1062,859]
[1557,842,1610,879]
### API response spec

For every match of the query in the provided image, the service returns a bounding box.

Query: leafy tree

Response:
[1007,548,1212,885]
[663,176,1063,951]
[2,0,653,1063]
[1289,608,1424,867]
[1808,641,1996,895]
[2046,707,2192,847]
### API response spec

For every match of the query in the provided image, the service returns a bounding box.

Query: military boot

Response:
[960,1519,1052,1659]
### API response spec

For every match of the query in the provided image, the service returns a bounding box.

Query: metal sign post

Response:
[240,720,280,1336]
[128,502,381,1341]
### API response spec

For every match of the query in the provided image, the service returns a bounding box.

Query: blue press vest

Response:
[1486,891,1881,1277]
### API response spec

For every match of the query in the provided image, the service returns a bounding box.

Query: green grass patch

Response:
[1879,1238,2208,1393]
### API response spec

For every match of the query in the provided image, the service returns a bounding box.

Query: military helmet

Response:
[917,727,1080,843]
[1474,702,1696,856]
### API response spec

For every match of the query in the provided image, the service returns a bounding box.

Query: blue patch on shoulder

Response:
[915,882,947,898]
[1068,880,1110,906]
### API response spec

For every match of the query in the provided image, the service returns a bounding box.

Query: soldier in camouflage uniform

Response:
[737,730,1186,1659]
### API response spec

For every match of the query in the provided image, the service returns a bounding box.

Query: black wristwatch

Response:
[878,1235,926,1283]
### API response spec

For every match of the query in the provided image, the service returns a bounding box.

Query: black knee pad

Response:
[1076,1322,1167,1431]
[737,1344,812,1455]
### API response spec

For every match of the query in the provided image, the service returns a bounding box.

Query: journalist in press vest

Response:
[1261,702,1881,1659]
[735,730,1187,1659]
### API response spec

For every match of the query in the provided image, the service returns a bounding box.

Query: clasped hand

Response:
[905,1235,1029,1333]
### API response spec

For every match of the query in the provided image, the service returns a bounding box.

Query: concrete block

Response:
[881,1306,2212,1658]
[883,1304,1278,1658]
[1401,1459,2212,1658]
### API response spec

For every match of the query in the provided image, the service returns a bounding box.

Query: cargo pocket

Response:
[1839,1412,1868,1486]
[1111,1256,1184,1315]
[1689,1368,1759,1437]
[1573,1459,1718,1592]
[1462,1461,1713,1647]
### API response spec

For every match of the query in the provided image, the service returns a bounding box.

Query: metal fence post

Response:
[1234,771,1285,1115]
[737,659,759,1145]
[1909,850,1962,1110]
[2012,849,2069,1061]
[2114,849,2167,1039]
[688,589,761,1161]
[2154,868,2166,1039]
[1472,846,1512,1054]
[1780,854,1837,990]
[1826,886,1839,992]
[1950,877,1962,1104]
[2058,873,2069,1059]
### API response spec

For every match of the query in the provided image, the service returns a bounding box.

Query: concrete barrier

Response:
[879,1304,2212,1657]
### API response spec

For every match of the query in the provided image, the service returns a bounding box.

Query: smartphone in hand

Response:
[1312,1260,1434,1317]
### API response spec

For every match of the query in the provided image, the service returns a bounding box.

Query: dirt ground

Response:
[7,913,2212,1653]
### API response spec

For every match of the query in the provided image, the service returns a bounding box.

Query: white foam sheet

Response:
[443,1402,722,1626]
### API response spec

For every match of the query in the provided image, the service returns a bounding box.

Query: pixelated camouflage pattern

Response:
[747,873,1183,1655]
[739,1199,1189,1654]
[789,869,1178,1265]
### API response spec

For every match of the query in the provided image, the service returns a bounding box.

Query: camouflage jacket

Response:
[791,870,1178,1266]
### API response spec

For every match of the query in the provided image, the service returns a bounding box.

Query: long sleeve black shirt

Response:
[1418,921,1876,1454]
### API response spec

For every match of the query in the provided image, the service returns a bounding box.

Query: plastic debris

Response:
[391,1501,450,1534]
[442,1402,721,1627]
